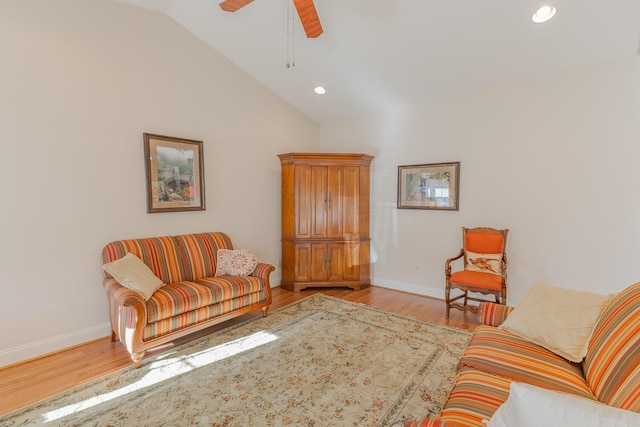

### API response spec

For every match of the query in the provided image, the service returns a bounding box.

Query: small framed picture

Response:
[143,133,205,213]
[398,162,460,210]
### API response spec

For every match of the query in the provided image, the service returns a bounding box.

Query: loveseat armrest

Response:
[477,301,515,327]
[251,262,275,279]
[103,278,148,312]
[404,419,454,427]
[103,278,148,341]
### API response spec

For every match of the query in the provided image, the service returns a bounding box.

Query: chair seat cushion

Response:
[459,325,596,400]
[450,271,503,291]
[438,370,512,427]
[147,276,266,323]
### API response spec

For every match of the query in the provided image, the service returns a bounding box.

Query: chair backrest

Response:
[462,227,508,276]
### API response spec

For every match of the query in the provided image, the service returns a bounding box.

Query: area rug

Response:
[1,294,471,427]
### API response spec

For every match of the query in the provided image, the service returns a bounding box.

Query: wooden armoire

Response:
[278,153,374,292]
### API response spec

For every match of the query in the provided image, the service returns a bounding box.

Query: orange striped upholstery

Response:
[173,232,235,281]
[477,302,514,327]
[102,235,185,284]
[104,278,147,340]
[252,262,275,278]
[143,292,267,340]
[438,370,511,427]
[409,284,640,426]
[460,325,595,399]
[146,276,265,323]
[102,232,273,344]
[583,281,640,411]
[403,419,453,427]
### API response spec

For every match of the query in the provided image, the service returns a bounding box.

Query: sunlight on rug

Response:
[2,294,471,427]
[41,331,279,422]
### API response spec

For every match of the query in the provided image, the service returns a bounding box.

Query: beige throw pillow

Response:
[102,253,164,300]
[499,282,613,363]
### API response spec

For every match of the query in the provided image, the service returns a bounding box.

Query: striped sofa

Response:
[406,281,640,427]
[101,232,274,368]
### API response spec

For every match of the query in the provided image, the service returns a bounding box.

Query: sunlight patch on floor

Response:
[40,331,278,423]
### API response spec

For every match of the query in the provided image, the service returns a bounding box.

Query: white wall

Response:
[0,0,318,366]
[320,57,640,304]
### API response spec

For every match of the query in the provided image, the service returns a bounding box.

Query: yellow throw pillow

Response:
[102,253,165,300]
[499,282,614,363]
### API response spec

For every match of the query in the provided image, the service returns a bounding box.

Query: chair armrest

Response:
[404,419,452,427]
[251,262,275,279]
[445,249,464,278]
[477,302,515,326]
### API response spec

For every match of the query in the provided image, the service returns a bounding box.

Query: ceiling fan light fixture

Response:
[314,86,326,95]
[532,5,556,23]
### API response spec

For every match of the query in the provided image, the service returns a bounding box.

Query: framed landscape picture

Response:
[143,133,205,213]
[397,162,460,210]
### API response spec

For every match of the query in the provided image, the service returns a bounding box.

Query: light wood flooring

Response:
[0,285,477,416]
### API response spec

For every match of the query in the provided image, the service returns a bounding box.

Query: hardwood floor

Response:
[0,285,477,416]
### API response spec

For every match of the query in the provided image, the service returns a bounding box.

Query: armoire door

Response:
[296,243,344,282]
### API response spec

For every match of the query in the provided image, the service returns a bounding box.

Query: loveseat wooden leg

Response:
[131,351,145,369]
[111,330,117,342]
[262,306,269,317]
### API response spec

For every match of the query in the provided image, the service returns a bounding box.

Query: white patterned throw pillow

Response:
[215,249,257,276]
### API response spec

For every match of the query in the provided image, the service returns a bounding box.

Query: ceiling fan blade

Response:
[293,0,323,38]
[219,0,254,12]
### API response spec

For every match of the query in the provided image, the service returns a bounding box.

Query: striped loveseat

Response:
[102,232,274,368]
[406,281,640,426]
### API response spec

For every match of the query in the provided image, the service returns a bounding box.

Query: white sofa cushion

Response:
[485,382,640,427]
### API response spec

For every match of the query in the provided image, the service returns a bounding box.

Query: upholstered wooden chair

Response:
[445,227,509,318]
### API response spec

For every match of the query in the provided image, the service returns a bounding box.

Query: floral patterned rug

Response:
[2,294,471,427]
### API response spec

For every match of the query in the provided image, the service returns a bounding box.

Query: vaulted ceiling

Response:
[117,0,640,124]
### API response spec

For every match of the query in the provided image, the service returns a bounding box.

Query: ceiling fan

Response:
[219,0,323,38]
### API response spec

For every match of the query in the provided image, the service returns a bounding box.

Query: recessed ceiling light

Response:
[532,5,556,23]
[314,86,326,95]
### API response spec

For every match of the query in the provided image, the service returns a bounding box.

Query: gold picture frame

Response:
[397,162,460,210]
[143,133,205,213]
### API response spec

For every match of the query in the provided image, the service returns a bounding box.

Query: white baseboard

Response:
[0,278,434,369]
[0,322,112,369]
[372,277,444,300]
